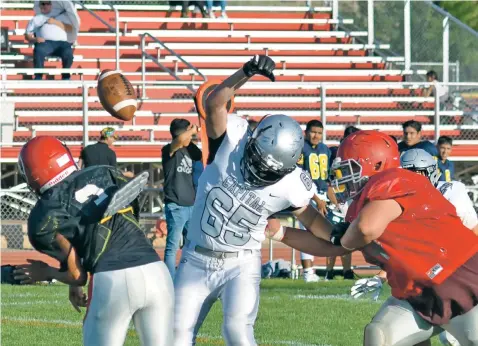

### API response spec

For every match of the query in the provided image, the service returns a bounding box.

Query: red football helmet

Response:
[330,130,399,201]
[18,136,77,194]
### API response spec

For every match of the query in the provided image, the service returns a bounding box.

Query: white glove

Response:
[351,276,383,301]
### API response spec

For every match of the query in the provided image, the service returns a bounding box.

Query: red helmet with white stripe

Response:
[18,136,77,194]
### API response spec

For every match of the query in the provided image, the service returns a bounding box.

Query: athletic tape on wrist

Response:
[270,225,285,242]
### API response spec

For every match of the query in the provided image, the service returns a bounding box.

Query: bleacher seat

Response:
[0,3,477,161]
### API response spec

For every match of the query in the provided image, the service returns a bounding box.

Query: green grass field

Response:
[1,279,443,346]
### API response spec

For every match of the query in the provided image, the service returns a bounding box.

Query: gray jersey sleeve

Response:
[284,168,317,209]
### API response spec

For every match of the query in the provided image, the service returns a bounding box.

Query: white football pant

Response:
[174,242,262,346]
[364,296,478,346]
[83,261,174,346]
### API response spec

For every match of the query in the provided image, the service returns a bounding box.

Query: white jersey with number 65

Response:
[188,115,316,252]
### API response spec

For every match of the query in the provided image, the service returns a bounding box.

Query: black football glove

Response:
[242,55,276,82]
[1,265,23,285]
[329,221,351,246]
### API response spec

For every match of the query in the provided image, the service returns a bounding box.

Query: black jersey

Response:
[28,165,159,274]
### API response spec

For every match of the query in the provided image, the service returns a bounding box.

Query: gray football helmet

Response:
[400,148,441,186]
[241,114,304,187]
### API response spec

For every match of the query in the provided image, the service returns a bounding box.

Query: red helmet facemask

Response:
[330,130,400,201]
[18,136,78,195]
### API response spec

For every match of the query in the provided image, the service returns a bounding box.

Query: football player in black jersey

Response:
[13,136,173,346]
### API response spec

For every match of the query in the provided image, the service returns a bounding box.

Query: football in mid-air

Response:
[97,70,137,121]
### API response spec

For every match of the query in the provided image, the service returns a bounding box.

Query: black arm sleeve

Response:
[186,142,203,162]
[207,132,226,165]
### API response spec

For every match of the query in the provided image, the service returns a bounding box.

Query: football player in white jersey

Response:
[401,148,477,232]
[173,55,346,346]
[350,148,478,346]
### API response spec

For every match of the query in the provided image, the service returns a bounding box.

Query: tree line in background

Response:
[436,1,478,31]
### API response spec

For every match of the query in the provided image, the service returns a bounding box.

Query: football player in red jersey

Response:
[266,130,478,346]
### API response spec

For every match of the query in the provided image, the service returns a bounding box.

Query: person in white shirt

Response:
[24,0,74,80]
[351,148,478,346]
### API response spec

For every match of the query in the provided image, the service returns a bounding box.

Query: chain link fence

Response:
[1,190,36,250]
[338,1,478,83]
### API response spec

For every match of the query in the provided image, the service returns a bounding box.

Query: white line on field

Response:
[2,299,65,306]
[292,294,381,302]
[2,316,331,345]
[3,316,82,326]
[262,294,356,301]
[295,294,351,300]
[2,292,65,298]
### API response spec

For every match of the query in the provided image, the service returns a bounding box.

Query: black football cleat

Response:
[343,270,356,280]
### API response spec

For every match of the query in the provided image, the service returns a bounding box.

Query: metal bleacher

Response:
[1,3,477,163]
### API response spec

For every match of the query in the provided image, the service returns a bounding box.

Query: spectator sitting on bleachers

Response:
[24,0,74,80]
[170,1,207,18]
[206,0,228,18]
[423,70,449,102]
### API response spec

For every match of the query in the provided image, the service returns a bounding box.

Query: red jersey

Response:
[346,168,478,300]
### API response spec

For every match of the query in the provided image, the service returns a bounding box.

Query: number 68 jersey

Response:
[189,115,317,252]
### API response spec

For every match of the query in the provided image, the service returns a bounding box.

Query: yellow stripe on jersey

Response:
[92,224,112,268]
[100,206,134,224]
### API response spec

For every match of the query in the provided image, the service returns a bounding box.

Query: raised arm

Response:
[170,124,198,156]
[205,55,276,139]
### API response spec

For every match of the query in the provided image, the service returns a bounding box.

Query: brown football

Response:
[97,70,137,121]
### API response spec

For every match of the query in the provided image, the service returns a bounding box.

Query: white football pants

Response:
[83,261,174,346]
[174,242,262,346]
[364,296,478,345]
